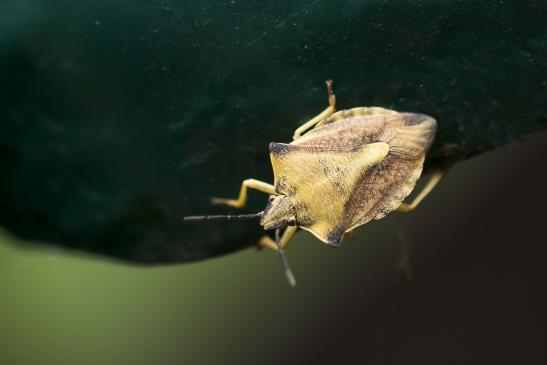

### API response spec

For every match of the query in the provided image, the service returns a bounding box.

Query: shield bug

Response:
[185,80,445,285]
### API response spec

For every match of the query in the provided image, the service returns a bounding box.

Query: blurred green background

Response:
[2,0,547,364]
[1,131,546,365]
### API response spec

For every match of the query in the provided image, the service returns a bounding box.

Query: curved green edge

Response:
[1,0,546,263]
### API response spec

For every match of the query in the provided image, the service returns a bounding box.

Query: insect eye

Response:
[268,196,275,203]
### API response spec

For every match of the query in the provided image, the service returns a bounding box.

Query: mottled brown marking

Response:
[401,112,429,126]
[327,225,345,247]
[268,106,436,245]
[269,142,293,156]
[294,201,313,226]
[317,155,348,197]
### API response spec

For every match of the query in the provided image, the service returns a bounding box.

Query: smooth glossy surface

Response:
[1,0,546,263]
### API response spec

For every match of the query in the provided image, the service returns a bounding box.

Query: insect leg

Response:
[257,225,298,251]
[396,168,446,212]
[292,80,336,140]
[212,179,276,209]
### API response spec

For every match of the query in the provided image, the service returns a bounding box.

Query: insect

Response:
[185,80,445,285]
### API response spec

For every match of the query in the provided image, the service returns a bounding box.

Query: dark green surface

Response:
[1,0,546,263]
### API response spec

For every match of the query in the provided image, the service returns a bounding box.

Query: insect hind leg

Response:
[397,168,446,212]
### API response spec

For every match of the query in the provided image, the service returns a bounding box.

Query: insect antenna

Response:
[275,228,296,287]
[183,212,263,221]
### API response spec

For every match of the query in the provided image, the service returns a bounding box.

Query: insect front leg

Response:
[292,80,336,140]
[397,168,446,212]
[257,225,298,251]
[211,179,276,209]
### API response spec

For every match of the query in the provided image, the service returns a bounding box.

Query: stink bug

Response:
[185,80,445,285]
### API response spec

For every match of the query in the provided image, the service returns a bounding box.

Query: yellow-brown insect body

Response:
[265,107,436,246]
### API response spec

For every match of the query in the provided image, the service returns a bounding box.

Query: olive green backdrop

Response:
[1,132,546,364]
